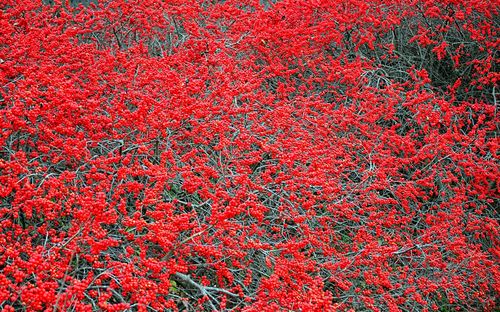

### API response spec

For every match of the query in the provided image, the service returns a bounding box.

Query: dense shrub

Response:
[0,0,498,311]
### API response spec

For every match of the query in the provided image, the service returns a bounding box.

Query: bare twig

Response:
[174,272,241,310]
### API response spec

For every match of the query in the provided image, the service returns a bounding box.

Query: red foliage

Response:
[0,0,498,310]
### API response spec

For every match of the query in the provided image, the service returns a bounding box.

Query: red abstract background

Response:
[0,0,498,311]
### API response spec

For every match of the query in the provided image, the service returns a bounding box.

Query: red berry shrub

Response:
[0,0,498,311]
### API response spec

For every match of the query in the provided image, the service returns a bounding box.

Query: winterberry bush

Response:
[0,0,498,311]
